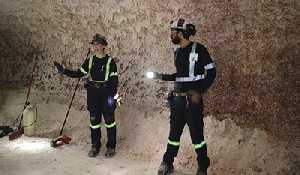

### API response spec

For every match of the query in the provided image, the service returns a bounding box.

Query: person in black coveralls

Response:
[54,34,118,158]
[148,18,216,175]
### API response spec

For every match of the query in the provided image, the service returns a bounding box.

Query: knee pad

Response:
[90,112,101,125]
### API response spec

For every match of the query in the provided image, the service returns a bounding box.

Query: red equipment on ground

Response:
[9,58,37,141]
[50,79,80,147]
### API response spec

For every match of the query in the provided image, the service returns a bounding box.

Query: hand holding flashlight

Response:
[146,71,162,80]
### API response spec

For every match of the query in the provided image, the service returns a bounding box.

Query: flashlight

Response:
[146,72,155,79]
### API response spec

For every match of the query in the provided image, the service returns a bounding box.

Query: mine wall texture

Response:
[0,0,299,142]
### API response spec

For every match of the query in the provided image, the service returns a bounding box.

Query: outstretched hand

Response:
[53,61,65,73]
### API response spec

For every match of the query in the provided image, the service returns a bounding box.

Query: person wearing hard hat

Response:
[54,34,118,158]
[148,18,216,175]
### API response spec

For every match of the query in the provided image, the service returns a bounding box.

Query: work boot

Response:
[88,145,100,157]
[157,161,174,175]
[196,167,207,175]
[105,148,115,158]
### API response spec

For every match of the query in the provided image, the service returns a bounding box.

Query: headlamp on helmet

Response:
[170,18,196,36]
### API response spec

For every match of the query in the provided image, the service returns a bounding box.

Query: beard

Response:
[171,36,181,44]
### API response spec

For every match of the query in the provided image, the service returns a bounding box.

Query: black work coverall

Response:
[161,42,216,171]
[63,54,118,150]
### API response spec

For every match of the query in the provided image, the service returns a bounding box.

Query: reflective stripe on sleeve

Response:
[204,63,215,70]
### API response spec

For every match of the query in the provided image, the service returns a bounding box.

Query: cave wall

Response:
[0,0,299,141]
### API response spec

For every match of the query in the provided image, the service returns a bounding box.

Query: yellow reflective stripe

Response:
[88,56,94,81]
[90,123,101,129]
[80,67,87,74]
[168,139,180,146]
[88,56,112,82]
[105,122,116,128]
[92,80,106,83]
[105,57,112,81]
[193,141,206,149]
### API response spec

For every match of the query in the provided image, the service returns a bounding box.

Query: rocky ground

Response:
[0,87,299,175]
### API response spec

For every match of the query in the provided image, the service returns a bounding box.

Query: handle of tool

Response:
[59,78,80,135]
[59,48,91,135]
[18,57,37,129]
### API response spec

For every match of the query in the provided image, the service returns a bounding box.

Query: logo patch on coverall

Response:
[107,96,115,106]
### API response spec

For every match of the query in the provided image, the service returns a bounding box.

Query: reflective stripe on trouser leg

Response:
[105,121,116,128]
[163,96,186,165]
[163,139,181,165]
[193,141,206,149]
[195,143,210,171]
[168,139,180,146]
[102,95,117,149]
[90,123,101,129]
[90,112,101,149]
[185,97,209,170]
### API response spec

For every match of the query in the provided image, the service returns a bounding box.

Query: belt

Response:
[173,92,189,96]
[88,81,107,88]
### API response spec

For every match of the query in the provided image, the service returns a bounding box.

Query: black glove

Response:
[153,72,162,79]
[54,61,65,73]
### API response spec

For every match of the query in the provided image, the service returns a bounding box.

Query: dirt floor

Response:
[0,87,299,175]
[0,136,193,175]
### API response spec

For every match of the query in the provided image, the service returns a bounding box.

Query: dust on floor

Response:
[0,136,193,175]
